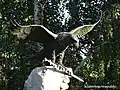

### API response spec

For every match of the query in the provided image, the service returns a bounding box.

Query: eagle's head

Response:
[56,32,79,48]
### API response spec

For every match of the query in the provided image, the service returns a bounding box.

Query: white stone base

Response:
[24,66,70,90]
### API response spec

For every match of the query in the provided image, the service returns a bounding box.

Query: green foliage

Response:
[0,0,120,90]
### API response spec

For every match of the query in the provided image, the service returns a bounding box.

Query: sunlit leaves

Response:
[112,4,120,19]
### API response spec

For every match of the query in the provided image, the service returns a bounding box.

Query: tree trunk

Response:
[34,0,40,24]
[34,0,46,25]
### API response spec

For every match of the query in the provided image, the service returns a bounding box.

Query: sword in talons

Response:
[44,58,84,82]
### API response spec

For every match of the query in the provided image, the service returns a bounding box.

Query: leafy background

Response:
[0,0,120,90]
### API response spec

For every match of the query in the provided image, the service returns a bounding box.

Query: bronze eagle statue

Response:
[11,18,100,66]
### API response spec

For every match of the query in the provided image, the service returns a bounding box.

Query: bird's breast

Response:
[55,43,68,55]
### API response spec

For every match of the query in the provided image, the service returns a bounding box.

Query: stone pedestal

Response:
[24,66,70,90]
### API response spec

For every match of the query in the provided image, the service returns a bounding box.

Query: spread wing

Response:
[12,22,58,44]
[69,17,101,38]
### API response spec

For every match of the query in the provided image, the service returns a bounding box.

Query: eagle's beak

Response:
[71,35,79,48]
[73,38,79,48]
[74,40,79,48]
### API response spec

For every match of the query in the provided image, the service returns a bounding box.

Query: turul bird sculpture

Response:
[11,17,101,67]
